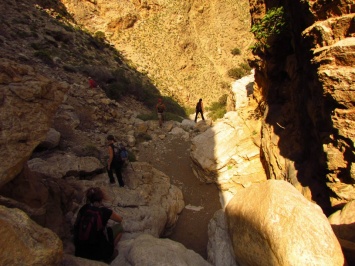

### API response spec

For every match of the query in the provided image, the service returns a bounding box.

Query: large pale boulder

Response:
[0,205,63,265]
[225,180,344,266]
[329,200,355,265]
[71,162,184,240]
[190,111,266,206]
[27,153,104,179]
[0,60,69,188]
[112,234,211,266]
[207,210,237,266]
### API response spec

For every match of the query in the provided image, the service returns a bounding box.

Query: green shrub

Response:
[165,112,183,123]
[207,95,228,121]
[250,6,287,51]
[227,62,252,79]
[239,62,251,72]
[208,102,226,120]
[34,50,53,65]
[218,94,228,105]
[94,31,105,40]
[137,113,157,121]
[227,67,245,79]
[231,47,241,55]
[105,82,127,100]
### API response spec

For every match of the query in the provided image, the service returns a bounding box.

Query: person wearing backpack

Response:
[156,98,166,128]
[74,187,123,262]
[194,98,205,122]
[107,135,125,187]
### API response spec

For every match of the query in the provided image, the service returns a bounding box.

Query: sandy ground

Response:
[136,131,221,259]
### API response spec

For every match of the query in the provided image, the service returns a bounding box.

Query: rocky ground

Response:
[135,130,221,259]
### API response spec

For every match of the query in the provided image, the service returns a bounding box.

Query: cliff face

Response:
[249,0,355,213]
[60,0,254,107]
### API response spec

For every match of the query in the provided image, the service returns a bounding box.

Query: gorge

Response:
[0,0,355,265]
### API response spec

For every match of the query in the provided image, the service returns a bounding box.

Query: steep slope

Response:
[60,0,254,107]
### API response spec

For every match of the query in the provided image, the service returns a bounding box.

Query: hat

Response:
[107,135,115,141]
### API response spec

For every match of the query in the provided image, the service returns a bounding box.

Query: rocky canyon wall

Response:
[249,0,355,213]
[60,0,254,107]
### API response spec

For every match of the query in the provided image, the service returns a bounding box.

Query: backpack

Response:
[113,143,128,163]
[75,206,103,244]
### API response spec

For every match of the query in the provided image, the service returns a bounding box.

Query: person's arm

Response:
[110,211,123,223]
[201,102,204,112]
[108,146,114,169]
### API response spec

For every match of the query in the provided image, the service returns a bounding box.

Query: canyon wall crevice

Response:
[249,0,355,213]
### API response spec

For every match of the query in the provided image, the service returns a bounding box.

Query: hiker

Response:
[89,77,97,88]
[107,135,125,187]
[194,98,205,122]
[74,187,123,262]
[156,98,166,128]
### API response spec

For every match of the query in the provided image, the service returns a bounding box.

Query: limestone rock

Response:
[71,162,184,239]
[207,210,236,266]
[27,153,104,179]
[0,206,63,265]
[37,128,61,150]
[112,234,211,266]
[0,60,69,188]
[190,111,266,205]
[225,180,344,266]
[329,200,355,265]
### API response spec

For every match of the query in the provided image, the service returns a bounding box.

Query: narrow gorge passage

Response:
[137,133,221,259]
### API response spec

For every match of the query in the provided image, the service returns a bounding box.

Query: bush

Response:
[227,67,245,79]
[34,50,53,65]
[208,101,226,121]
[137,113,157,121]
[231,47,241,55]
[250,6,287,51]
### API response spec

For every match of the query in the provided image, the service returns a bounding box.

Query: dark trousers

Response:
[107,162,124,187]
[194,110,205,122]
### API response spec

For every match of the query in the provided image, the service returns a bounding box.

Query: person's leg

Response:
[107,165,115,184]
[111,223,123,246]
[158,113,162,127]
[114,163,125,187]
[201,111,205,120]
[194,111,198,122]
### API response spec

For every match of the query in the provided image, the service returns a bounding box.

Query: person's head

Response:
[86,187,105,204]
[107,135,115,142]
[199,98,202,102]
[158,98,162,103]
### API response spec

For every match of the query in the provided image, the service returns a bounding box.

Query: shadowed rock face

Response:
[249,0,355,212]
[0,60,69,188]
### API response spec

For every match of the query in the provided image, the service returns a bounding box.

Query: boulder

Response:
[37,128,61,150]
[190,111,266,206]
[112,234,211,266]
[225,180,344,266]
[329,200,355,265]
[207,210,236,266]
[0,206,63,265]
[71,162,185,239]
[27,153,104,179]
[0,60,69,188]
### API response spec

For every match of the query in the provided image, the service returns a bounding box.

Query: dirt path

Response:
[136,132,221,259]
